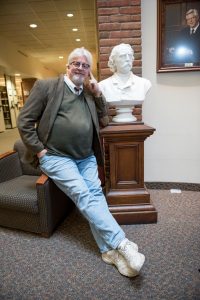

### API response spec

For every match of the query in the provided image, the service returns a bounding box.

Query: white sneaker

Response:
[118,239,145,273]
[119,238,139,252]
[102,250,139,277]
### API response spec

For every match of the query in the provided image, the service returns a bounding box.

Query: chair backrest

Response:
[13,139,41,176]
[0,152,23,182]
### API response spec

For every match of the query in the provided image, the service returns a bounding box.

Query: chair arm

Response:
[0,150,16,159]
[0,151,23,182]
[36,173,74,237]
[36,173,49,185]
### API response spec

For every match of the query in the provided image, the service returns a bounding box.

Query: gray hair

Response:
[67,47,93,66]
[108,43,134,72]
[186,8,199,18]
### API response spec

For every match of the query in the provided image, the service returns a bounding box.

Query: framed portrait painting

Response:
[157,0,200,72]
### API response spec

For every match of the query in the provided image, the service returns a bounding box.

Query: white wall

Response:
[141,0,200,183]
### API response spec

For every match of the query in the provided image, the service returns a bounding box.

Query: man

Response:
[168,8,200,64]
[17,47,145,278]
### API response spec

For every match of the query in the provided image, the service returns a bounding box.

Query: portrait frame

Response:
[157,0,200,73]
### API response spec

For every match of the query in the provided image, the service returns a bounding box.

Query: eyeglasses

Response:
[70,61,90,70]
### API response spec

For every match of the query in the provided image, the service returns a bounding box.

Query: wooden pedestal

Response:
[100,123,157,224]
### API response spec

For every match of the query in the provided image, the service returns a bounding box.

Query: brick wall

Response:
[96,0,142,80]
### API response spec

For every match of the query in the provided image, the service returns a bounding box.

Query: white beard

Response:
[71,74,85,86]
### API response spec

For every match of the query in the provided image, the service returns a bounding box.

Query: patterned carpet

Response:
[0,189,200,300]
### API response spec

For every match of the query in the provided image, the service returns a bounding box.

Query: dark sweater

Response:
[46,84,93,159]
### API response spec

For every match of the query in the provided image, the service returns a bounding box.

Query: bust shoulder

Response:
[131,74,152,91]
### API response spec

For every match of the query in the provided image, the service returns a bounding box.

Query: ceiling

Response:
[0,0,97,76]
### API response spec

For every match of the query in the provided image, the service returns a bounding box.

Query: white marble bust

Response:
[99,43,152,122]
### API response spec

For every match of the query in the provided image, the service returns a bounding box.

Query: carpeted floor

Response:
[0,189,200,300]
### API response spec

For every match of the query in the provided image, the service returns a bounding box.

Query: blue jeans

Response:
[39,154,125,253]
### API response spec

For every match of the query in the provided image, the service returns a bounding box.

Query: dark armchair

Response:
[0,139,74,237]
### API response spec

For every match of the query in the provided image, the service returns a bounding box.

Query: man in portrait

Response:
[167,8,200,65]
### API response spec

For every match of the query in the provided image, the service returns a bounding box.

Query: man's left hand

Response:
[84,72,102,97]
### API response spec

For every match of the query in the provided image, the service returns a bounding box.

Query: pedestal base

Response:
[107,186,157,224]
[100,123,157,224]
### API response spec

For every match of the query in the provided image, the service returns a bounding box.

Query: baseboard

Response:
[145,182,200,192]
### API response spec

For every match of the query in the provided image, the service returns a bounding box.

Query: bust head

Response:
[108,43,134,74]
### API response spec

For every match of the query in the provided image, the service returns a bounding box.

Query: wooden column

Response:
[100,123,157,224]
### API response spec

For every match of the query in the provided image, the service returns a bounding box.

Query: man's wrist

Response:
[37,149,47,158]
[94,92,102,98]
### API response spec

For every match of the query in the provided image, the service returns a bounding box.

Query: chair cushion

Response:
[0,175,39,214]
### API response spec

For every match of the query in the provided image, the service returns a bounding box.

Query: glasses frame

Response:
[70,61,90,70]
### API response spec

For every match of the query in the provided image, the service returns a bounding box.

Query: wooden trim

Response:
[36,173,49,185]
[0,150,16,160]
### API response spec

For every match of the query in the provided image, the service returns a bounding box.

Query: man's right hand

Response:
[37,149,47,158]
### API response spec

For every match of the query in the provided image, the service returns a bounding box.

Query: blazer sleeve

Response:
[17,79,48,154]
[94,94,109,127]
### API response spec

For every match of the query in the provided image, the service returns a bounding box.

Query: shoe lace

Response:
[120,241,137,259]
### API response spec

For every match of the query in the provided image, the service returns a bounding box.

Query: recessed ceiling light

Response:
[15,73,21,76]
[67,13,73,17]
[72,28,78,31]
[59,56,64,59]
[29,24,37,28]
[76,38,81,42]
